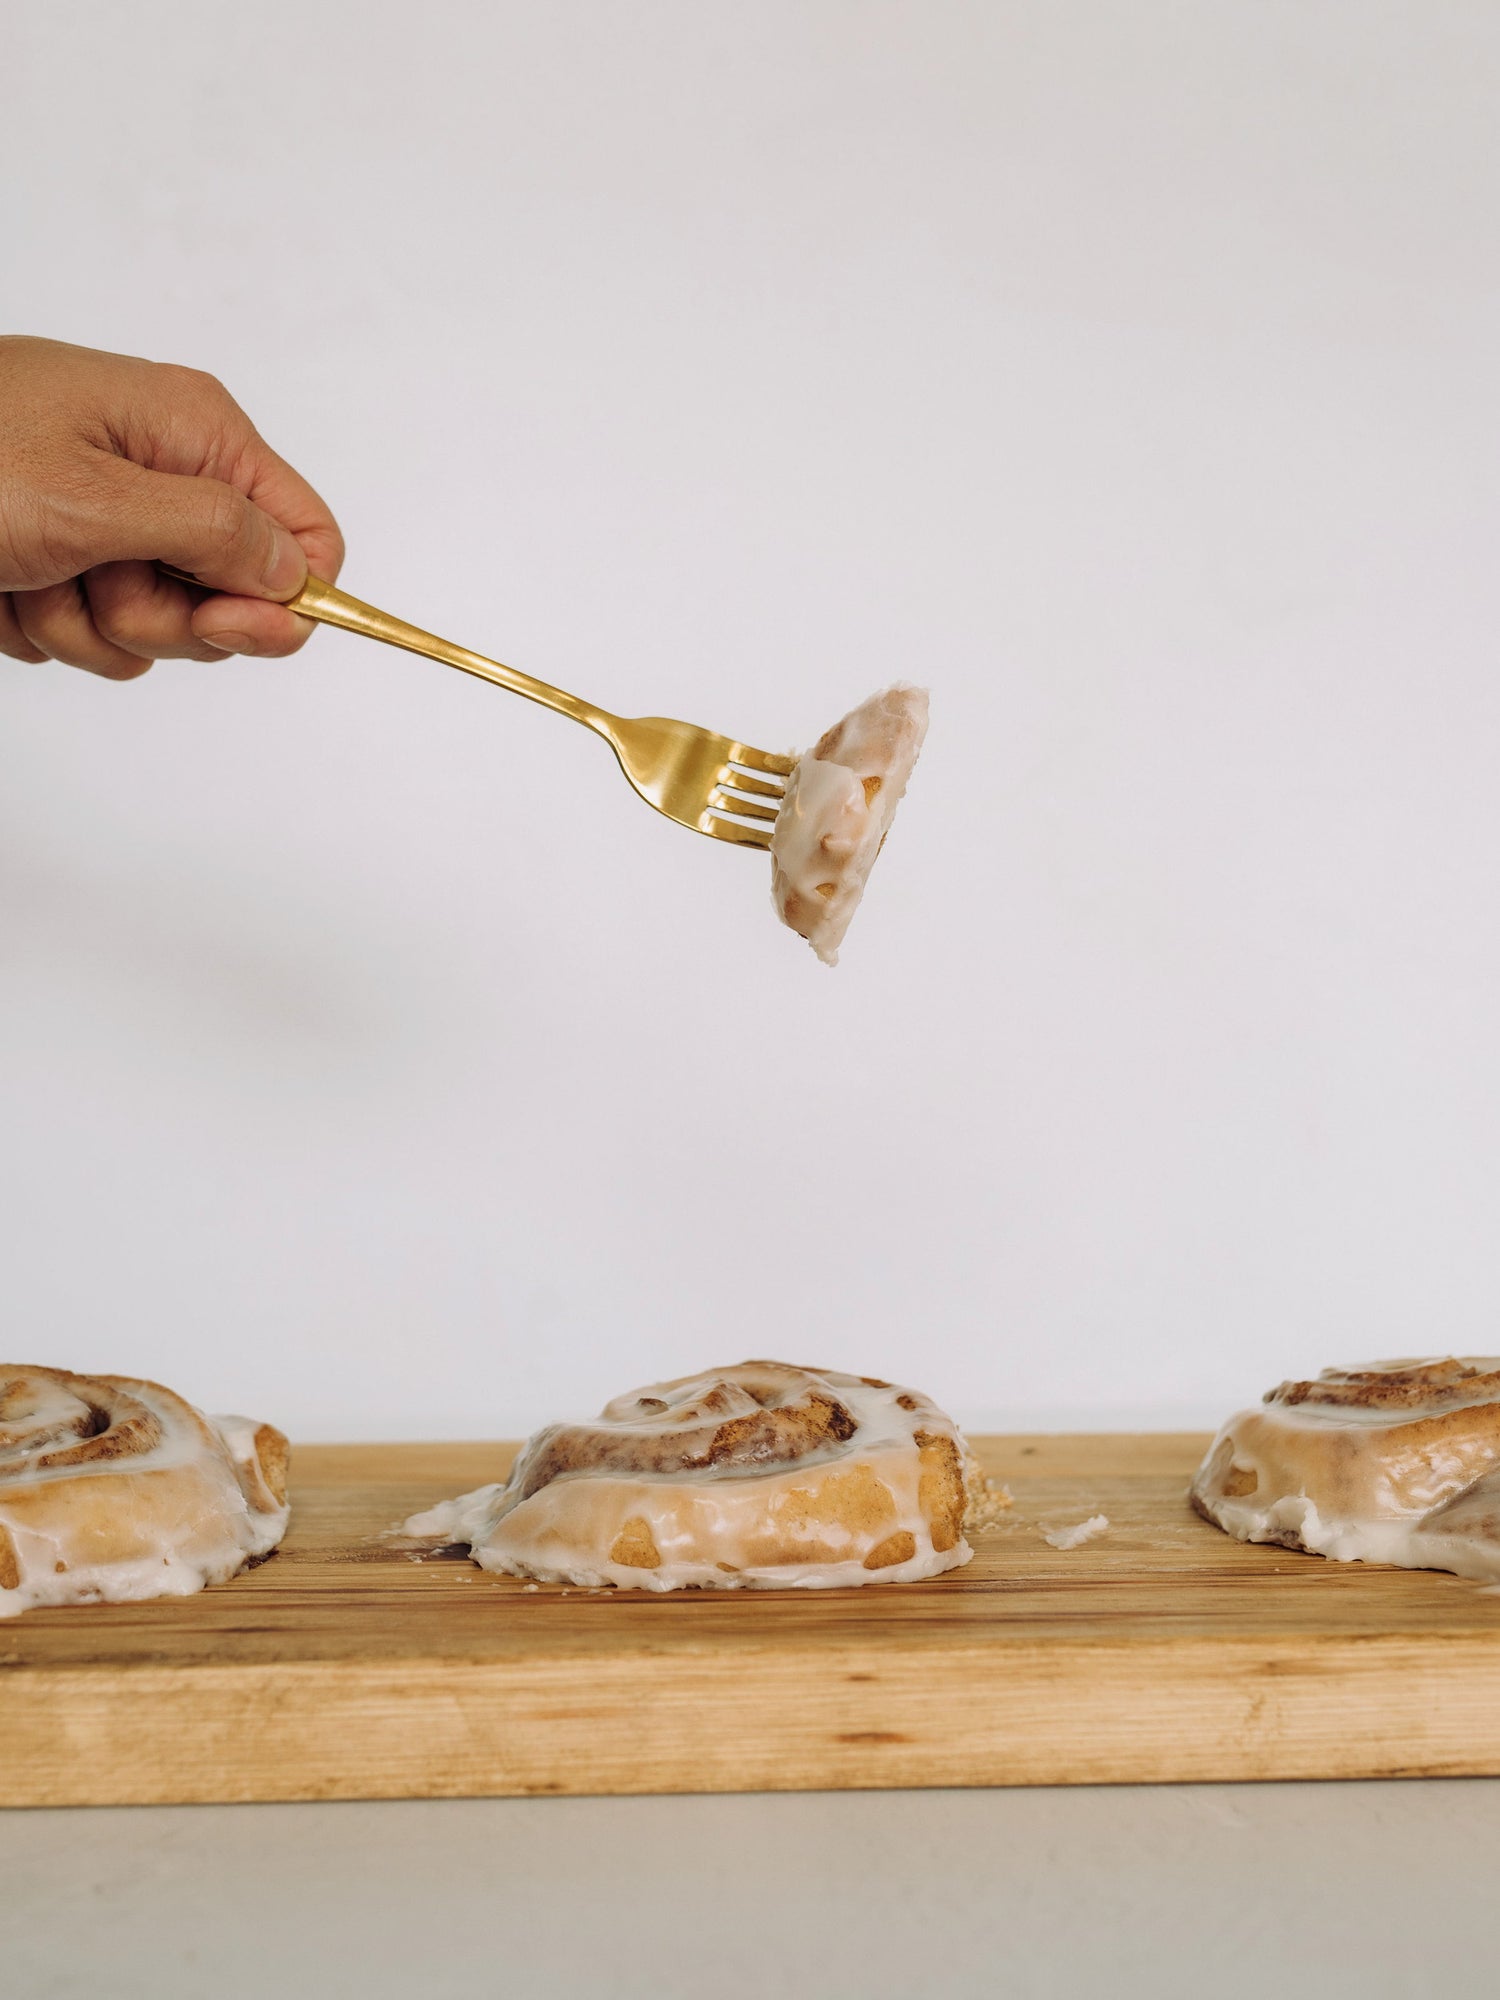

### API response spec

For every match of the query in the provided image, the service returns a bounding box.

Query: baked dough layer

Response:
[1191,1356,1500,1582]
[770,685,928,965]
[405,1360,973,1591]
[0,1365,290,1618]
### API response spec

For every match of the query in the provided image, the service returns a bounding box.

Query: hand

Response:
[0,336,344,679]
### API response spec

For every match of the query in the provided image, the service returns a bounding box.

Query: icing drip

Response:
[0,1365,290,1619]
[1191,1356,1500,1582]
[404,1360,974,1592]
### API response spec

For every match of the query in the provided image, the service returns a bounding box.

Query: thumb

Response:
[97,460,309,600]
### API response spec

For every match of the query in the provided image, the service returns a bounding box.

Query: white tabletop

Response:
[4,1779,1494,1997]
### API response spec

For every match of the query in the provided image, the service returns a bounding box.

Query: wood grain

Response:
[5,1435,1500,1806]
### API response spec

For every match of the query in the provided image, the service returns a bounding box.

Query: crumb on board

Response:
[962,1454,1014,1531]
[1040,1514,1110,1551]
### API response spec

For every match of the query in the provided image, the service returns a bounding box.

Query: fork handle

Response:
[162,566,615,737]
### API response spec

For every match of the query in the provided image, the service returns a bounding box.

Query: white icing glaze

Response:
[0,1366,290,1620]
[403,1361,973,1592]
[1191,1356,1500,1583]
[770,685,928,966]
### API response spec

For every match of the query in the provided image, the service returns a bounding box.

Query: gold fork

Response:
[166,569,795,847]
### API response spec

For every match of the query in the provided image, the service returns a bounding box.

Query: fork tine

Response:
[711,790,780,824]
[729,744,797,778]
[702,814,774,850]
[717,767,786,800]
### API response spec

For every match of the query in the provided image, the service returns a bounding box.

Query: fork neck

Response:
[291,576,619,739]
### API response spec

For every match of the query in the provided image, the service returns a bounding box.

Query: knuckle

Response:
[89,598,148,653]
[232,622,300,659]
[89,597,127,646]
[0,607,47,662]
[202,481,250,554]
[159,361,225,404]
[14,580,75,637]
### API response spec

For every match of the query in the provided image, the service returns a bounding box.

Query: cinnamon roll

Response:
[0,1365,290,1618]
[770,685,928,965]
[1191,1356,1500,1582]
[404,1360,973,1590]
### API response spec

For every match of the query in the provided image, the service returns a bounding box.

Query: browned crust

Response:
[251,1424,291,1509]
[0,1523,19,1593]
[915,1430,966,1553]
[778,889,817,940]
[608,1518,661,1569]
[812,716,848,761]
[863,1531,917,1570]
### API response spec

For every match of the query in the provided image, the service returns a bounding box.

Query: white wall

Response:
[4,1,1499,1439]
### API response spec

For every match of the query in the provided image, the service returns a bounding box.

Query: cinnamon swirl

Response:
[0,1365,290,1618]
[770,685,928,965]
[404,1360,973,1590]
[1191,1356,1500,1582]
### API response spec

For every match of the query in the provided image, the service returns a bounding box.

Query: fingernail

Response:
[206,630,257,655]
[260,531,307,599]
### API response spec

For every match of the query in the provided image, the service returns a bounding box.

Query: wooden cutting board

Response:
[6,1433,1500,1807]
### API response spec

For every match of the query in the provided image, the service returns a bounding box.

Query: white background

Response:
[5,1,1499,1441]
